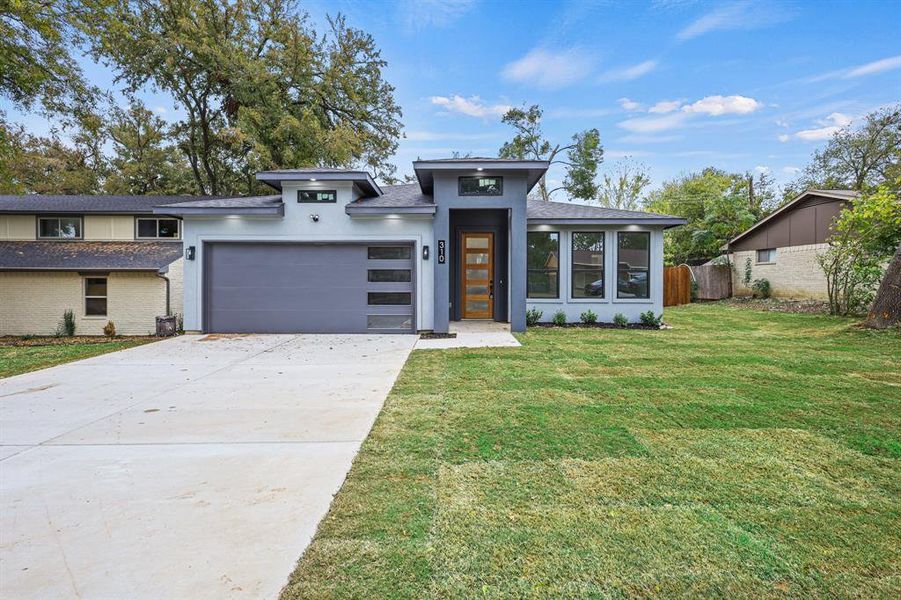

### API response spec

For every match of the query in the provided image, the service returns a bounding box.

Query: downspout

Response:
[156,268,171,316]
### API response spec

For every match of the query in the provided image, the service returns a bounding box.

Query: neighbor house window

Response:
[38,216,82,239]
[756,248,777,263]
[617,232,650,299]
[84,277,107,316]
[298,190,337,203]
[527,231,559,298]
[136,218,180,239]
[459,176,503,196]
[572,232,605,298]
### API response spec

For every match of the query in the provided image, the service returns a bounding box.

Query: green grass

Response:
[281,304,901,599]
[0,338,155,378]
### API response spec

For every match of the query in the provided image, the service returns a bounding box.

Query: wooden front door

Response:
[462,232,494,319]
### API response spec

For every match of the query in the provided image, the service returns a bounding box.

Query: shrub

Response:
[751,278,771,299]
[56,309,76,337]
[580,309,598,324]
[551,310,567,326]
[525,308,543,327]
[175,313,184,333]
[103,321,116,338]
[743,257,753,288]
[612,313,629,327]
[639,310,663,327]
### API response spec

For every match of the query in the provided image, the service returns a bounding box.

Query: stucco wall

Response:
[0,215,36,240]
[0,271,170,335]
[179,181,435,332]
[730,243,829,299]
[526,225,666,323]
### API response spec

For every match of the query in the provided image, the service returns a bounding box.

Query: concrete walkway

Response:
[0,333,416,599]
[415,320,521,349]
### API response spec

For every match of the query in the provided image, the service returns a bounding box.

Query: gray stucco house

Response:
[156,158,685,334]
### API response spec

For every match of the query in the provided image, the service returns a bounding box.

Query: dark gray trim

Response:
[450,210,509,323]
[528,218,685,227]
[526,230,560,300]
[571,231,606,300]
[345,205,436,215]
[414,159,549,194]
[616,231,651,300]
[256,170,382,197]
[135,216,182,240]
[458,175,503,197]
[298,189,337,203]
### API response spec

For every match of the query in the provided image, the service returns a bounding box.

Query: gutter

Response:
[156,268,171,316]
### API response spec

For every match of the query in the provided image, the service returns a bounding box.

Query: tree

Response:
[644,168,758,265]
[786,105,901,197]
[104,100,193,195]
[0,1,102,117]
[0,125,105,194]
[597,159,650,210]
[866,243,901,328]
[498,105,603,201]
[84,0,402,196]
[817,184,901,316]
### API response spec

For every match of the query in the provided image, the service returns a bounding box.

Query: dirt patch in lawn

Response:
[720,297,832,314]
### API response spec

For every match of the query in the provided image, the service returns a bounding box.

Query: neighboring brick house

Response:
[0,196,191,335]
[725,189,859,299]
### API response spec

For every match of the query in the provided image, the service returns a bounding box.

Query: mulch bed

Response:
[0,335,160,347]
[530,322,665,330]
[419,332,458,339]
[721,297,832,315]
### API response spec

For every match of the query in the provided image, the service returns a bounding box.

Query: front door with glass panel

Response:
[462,232,494,319]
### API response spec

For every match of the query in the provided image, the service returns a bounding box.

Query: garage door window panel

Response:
[368,269,412,283]
[368,246,411,260]
[368,292,411,306]
[367,315,413,330]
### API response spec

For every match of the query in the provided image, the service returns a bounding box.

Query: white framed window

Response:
[84,277,108,316]
[136,217,180,239]
[38,216,82,239]
[756,248,777,263]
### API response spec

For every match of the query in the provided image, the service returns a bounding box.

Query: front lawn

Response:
[0,337,157,378]
[281,304,900,598]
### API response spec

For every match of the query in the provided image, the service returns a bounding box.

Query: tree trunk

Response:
[865,242,901,328]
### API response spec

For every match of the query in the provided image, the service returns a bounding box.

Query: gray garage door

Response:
[204,242,415,333]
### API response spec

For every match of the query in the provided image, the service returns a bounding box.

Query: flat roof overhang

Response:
[413,159,550,194]
[345,206,436,216]
[528,217,687,228]
[256,171,382,197]
[152,205,285,217]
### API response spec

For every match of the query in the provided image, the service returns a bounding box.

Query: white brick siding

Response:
[730,243,829,299]
[0,270,175,336]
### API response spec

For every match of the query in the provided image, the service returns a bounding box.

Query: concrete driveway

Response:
[0,333,416,599]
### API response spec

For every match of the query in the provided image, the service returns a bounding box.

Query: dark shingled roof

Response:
[347,183,434,209]
[0,241,183,271]
[0,195,220,214]
[527,200,686,225]
[157,195,282,209]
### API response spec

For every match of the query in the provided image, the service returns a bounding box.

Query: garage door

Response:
[204,242,415,333]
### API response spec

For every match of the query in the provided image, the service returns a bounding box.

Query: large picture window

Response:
[571,232,605,298]
[84,277,108,316]
[459,176,503,196]
[527,231,559,298]
[617,232,650,299]
[136,218,180,239]
[38,216,82,239]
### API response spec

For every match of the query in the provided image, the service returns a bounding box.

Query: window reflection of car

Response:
[617,262,647,295]
[583,278,604,296]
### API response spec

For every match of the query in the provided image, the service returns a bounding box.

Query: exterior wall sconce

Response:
[422,245,430,260]
[186,246,196,260]
[310,214,320,222]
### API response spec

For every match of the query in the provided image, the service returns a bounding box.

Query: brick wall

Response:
[730,243,829,299]
[0,270,175,335]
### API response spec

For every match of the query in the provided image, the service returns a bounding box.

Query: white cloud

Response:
[618,97,643,111]
[598,60,658,82]
[676,1,795,41]
[152,106,168,114]
[782,166,801,175]
[429,95,512,118]
[775,118,789,128]
[648,100,682,114]
[618,112,689,133]
[806,55,901,82]
[781,112,852,142]
[502,48,594,89]
[548,107,613,118]
[754,165,770,174]
[401,0,478,31]
[681,95,762,116]
[406,130,499,141]
[619,134,682,144]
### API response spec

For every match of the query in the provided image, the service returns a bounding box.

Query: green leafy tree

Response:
[104,100,193,195]
[84,0,402,196]
[597,159,651,210]
[644,168,758,265]
[499,105,603,201]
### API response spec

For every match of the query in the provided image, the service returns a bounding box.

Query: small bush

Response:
[580,309,598,324]
[551,310,567,326]
[613,313,629,327]
[103,321,116,338]
[743,257,753,287]
[751,278,771,299]
[175,313,185,333]
[639,310,663,327]
[56,309,76,337]
[525,308,543,327]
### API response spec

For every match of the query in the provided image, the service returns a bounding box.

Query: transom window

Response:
[617,231,650,299]
[756,248,777,263]
[84,277,108,316]
[572,232,605,298]
[459,176,503,196]
[527,231,559,299]
[298,189,337,203]
[136,218,180,239]
[38,216,82,239]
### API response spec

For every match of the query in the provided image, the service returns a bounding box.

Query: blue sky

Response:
[4,0,900,195]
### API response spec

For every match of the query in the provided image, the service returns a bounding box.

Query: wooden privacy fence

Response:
[663,265,692,307]
[689,264,732,300]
